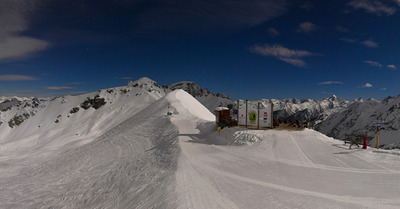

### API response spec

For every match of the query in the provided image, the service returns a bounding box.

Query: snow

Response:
[0,84,164,177]
[317,95,400,148]
[168,89,215,121]
[1,81,400,208]
[215,107,229,111]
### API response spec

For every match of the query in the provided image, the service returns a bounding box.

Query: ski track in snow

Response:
[1,89,400,208]
[170,110,400,208]
[0,110,180,209]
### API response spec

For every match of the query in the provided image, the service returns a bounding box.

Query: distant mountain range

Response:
[1,77,399,148]
[316,96,400,149]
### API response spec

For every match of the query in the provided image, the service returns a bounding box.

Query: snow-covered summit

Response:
[127,77,166,98]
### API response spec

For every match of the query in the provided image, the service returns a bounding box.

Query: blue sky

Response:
[1,0,400,101]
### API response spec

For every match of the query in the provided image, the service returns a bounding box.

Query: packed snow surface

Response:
[1,89,400,208]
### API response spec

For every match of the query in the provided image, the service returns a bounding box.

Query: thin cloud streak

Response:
[347,0,396,16]
[318,81,344,85]
[364,60,382,68]
[297,21,316,33]
[45,86,75,90]
[362,39,378,48]
[387,64,396,69]
[268,27,280,36]
[0,74,38,81]
[362,83,373,88]
[250,44,320,67]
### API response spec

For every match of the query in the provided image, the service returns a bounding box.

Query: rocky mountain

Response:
[0,78,171,176]
[168,81,235,112]
[257,95,351,126]
[316,95,400,148]
[0,77,233,135]
[0,96,34,103]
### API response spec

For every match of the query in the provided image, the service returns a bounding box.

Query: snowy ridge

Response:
[1,82,400,208]
[262,95,351,125]
[317,95,400,148]
[169,81,235,112]
[0,96,34,103]
[0,80,165,177]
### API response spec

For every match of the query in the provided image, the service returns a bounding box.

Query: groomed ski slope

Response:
[170,90,400,209]
[1,89,400,208]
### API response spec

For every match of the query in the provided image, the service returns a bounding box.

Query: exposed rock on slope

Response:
[169,81,235,112]
[316,96,400,148]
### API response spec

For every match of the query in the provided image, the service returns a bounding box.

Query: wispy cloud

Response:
[250,44,320,67]
[0,1,49,61]
[297,21,317,33]
[121,77,134,80]
[347,0,396,16]
[387,64,396,69]
[364,61,396,70]
[268,27,280,36]
[341,37,379,48]
[320,91,335,95]
[318,81,344,85]
[364,60,382,68]
[380,88,387,90]
[0,74,38,81]
[45,86,75,90]
[340,37,357,43]
[361,83,373,88]
[361,39,378,48]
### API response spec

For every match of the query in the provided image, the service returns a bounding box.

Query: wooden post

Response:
[245,100,248,128]
[257,102,260,130]
[376,128,380,149]
[237,100,240,126]
[271,103,274,128]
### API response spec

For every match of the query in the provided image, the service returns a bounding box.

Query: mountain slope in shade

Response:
[0,80,165,177]
[168,81,234,112]
[316,95,400,148]
[255,95,351,126]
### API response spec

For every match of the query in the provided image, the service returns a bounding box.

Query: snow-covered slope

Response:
[0,89,214,208]
[172,104,400,208]
[2,85,400,208]
[0,78,166,176]
[0,96,33,103]
[168,81,234,112]
[317,95,400,148]
[262,95,351,125]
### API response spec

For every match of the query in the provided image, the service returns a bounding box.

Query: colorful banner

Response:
[238,101,273,128]
[247,108,258,125]
[259,104,272,128]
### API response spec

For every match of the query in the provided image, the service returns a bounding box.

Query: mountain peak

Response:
[128,77,158,87]
[169,81,213,97]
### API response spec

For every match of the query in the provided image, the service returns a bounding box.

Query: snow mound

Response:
[166,89,215,121]
[214,127,336,146]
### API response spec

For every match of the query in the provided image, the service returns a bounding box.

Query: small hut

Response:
[215,107,236,127]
